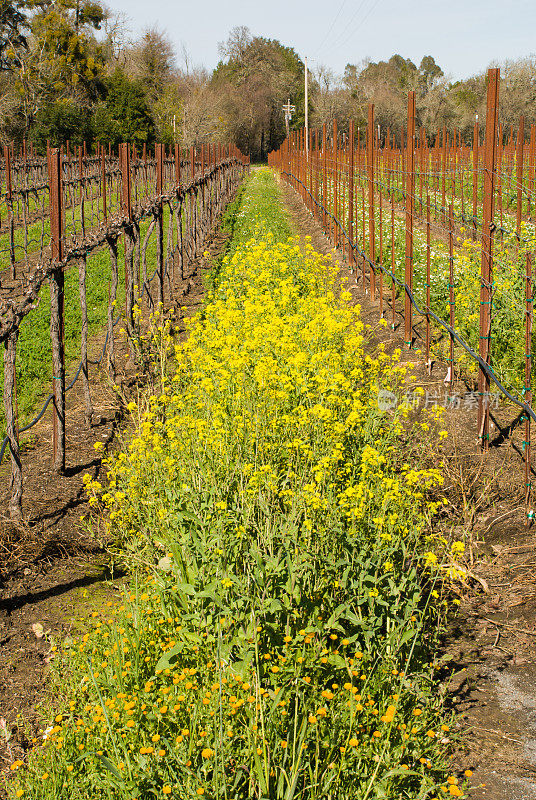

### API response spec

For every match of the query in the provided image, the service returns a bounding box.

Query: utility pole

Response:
[305,56,309,161]
[282,99,295,139]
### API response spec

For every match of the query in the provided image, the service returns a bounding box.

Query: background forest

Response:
[1,1,536,160]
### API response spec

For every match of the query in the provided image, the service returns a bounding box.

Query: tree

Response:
[13,0,106,141]
[31,96,91,148]
[91,67,155,146]
[311,65,352,129]
[419,55,443,93]
[212,27,305,161]
[217,25,251,63]
[0,0,28,70]
[124,27,175,104]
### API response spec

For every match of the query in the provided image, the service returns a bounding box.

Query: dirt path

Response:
[279,176,536,800]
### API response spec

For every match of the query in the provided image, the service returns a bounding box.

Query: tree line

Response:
[0,4,535,160]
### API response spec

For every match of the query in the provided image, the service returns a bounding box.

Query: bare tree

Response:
[124,27,176,101]
[218,26,252,62]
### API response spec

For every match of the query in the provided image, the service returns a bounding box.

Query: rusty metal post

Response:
[348,120,355,267]
[426,195,431,371]
[120,142,132,220]
[478,68,500,450]
[391,190,396,328]
[525,251,533,524]
[49,148,65,473]
[379,178,383,314]
[120,142,135,344]
[367,104,376,300]
[516,116,525,236]
[156,142,164,306]
[441,125,447,218]
[175,143,181,186]
[101,144,107,222]
[4,146,15,280]
[529,124,536,218]
[497,127,504,235]
[322,124,327,232]
[405,91,416,348]
[333,120,338,247]
[448,204,455,387]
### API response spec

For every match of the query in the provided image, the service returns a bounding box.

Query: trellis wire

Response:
[1,141,249,520]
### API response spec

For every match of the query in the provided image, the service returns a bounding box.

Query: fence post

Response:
[472,117,479,240]
[448,204,455,387]
[101,144,107,222]
[441,125,447,219]
[516,116,525,236]
[525,252,533,524]
[322,124,327,233]
[404,91,416,348]
[333,120,338,247]
[478,67,500,450]
[175,143,181,187]
[120,143,136,345]
[4,146,15,280]
[190,146,197,258]
[156,142,164,307]
[529,124,536,218]
[367,104,376,300]
[426,195,431,371]
[391,190,396,328]
[120,142,132,220]
[49,147,66,473]
[79,145,85,236]
[174,143,183,282]
[348,120,355,268]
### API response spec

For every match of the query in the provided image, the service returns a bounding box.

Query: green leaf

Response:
[176,583,196,596]
[154,642,184,671]
[96,754,122,781]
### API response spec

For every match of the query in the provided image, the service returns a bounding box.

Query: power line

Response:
[323,0,383,59]
[314,0,348,56]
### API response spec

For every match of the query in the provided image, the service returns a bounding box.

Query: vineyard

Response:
[2,64,536,800]
[7,167,470,800]
[0,141,248,519]
[269,68,536,520]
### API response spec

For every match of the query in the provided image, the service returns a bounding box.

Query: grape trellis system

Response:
[269,67,536,523]
[0,140,249,521]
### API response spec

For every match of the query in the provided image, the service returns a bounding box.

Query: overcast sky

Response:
[104,0,536,81]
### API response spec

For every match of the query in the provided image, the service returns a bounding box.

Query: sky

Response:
[104,0,536,82]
